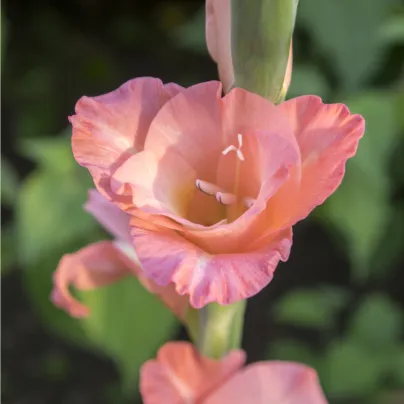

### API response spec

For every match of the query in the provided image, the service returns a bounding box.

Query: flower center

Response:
[195,134,255,222]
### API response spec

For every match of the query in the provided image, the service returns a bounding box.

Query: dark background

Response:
[2,1,404,403]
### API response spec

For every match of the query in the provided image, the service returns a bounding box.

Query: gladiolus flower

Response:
[70,77,364,309]
[205,0,293,95]
[140,341,328,403]
[51,189,188,319]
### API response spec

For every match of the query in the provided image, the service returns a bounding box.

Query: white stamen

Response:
[196,179,224,196]
[222,133,245,161]
[244,196,256,208]
[216,192,237,205]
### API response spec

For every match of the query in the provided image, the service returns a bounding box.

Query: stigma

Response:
[222,133,245,161]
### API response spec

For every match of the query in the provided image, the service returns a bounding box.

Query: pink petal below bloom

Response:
[51,239,189,320]
[140,342,246,404]
[51,241,132,317]
[131,224,292,308]
[205,361,328,404]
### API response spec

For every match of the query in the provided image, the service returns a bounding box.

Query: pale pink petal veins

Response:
[140,342,245,404]
[205,361,328,404]
[221,87,299,153]
[113,148,196,218]
[144,81,224,181]
[131,223,292,308]
[84,189,132,243]
[269,95,365,229]
[71,77,184,199]
[51,241,133,318]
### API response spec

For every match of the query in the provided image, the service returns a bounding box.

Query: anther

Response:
[244,196,256,208]
[216,192,237,205]
[195,179,222,196]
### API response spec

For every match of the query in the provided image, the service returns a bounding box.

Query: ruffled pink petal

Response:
[71,77,184,199]
[131,220,292,308]
[140,342,245,404]
[206,0,234,92]
[84,189,131,243]
[51,241,133,318]
[270,96,365,228]
[205,361,328,404]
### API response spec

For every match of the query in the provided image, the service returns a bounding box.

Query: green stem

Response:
[231,0,299,103]
[186,300,247,359]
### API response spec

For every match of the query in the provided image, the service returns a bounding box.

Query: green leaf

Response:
[268,339,320,370]
[17,134,100,343]
[347,294,403,349]
[1,157,19,206]
[287,65,330,99]
[78,276,178,392]
[299,0,398,89]
[17,168,96,264]
[172,8,207,54]
[19,131,76,173]
[16,136,97,265]
[319,92,399,281]
[322,339,387,397]
[273,287,350,330]
[379,13,404,44]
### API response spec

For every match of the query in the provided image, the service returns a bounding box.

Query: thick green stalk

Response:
[231,0,299,103]
[186,300,246,359]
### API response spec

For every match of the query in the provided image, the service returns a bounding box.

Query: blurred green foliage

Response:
[2,1,404,404]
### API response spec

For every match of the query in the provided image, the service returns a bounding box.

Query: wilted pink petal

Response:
[51,241,132,318]
[205,361,328,404]
[140,342,245,404]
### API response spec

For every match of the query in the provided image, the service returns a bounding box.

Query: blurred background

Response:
[1,1,404,403]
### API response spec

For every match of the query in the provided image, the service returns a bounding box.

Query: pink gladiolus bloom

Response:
[205,0,293,95]
[51,189,188,319]
[140,341,328,403]
[69,77,364,309]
